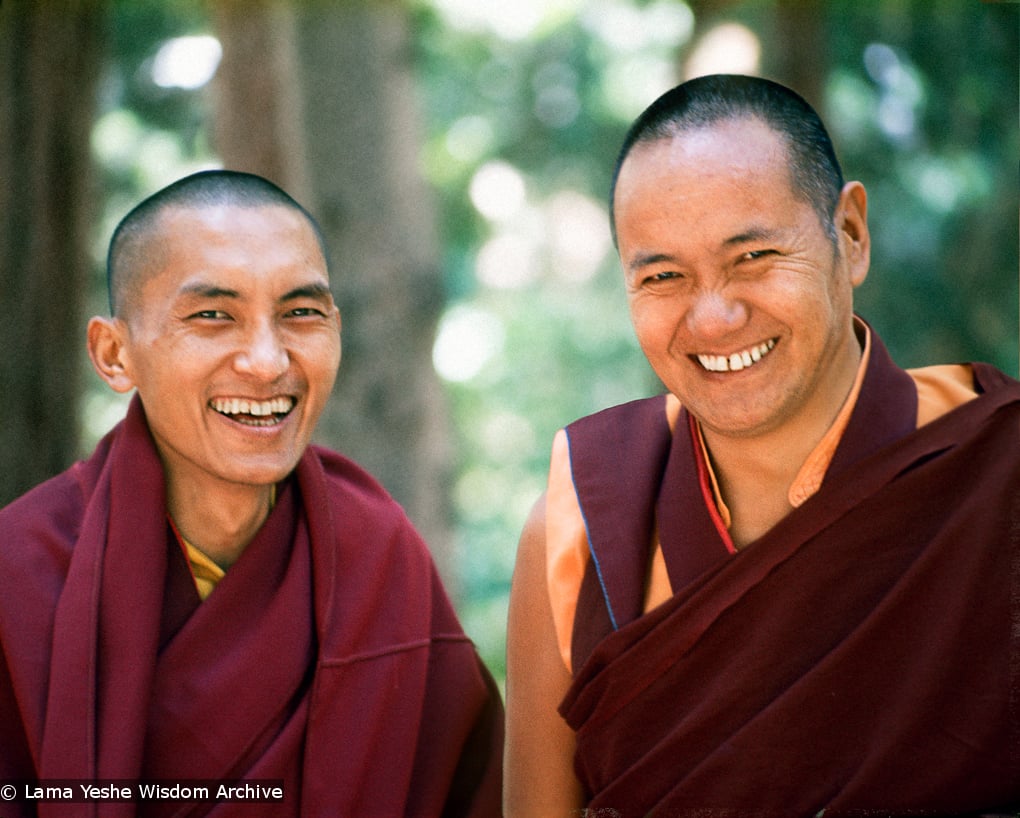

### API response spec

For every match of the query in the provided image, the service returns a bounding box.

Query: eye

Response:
[741,249,776,262]
[644,270,683,285]
[285,307,328,318]
[188,309,230,320]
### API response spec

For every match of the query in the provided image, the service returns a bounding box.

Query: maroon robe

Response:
[0,396,503,817]
[560,334,1020,816]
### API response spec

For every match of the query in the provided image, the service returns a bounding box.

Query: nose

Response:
[686,288,748,339]
[234,321,289,379]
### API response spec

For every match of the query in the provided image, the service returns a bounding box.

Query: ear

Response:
[86,316,136,394]
[835,181,870,288]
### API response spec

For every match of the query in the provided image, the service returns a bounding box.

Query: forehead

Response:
[155,202,321,255]
[616,118,794,206]
[613,119,812,251]
[118,203,330,324]
[146,203,326,283]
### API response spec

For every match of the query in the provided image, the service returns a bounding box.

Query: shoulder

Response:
[546,392,681,549]
[907,361,1020,398]
[908,362,1020,428]
[307,444,401,509]
[560,394,680,491]
[0,465,88,572]
[566,394,673,437]
[299,446,470,650]
[0,464,92,653]
[971,361,1020,395]
[0,424,118,565]
[301,444,434,568]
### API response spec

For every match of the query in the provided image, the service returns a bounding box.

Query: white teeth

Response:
[212,396,295,418]
[697,339,775,373]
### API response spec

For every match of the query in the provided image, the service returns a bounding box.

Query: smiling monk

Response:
[0,171,502,817]
[504,75,1020,816]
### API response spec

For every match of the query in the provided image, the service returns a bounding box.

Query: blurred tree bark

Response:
[686,0,826,108]
[210,1,455,584]
[768,0,827,109]
[0,2,104,506]
[209,3,310,201]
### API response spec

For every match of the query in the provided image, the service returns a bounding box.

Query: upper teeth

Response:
[697,339,776,372]
[212,397,294,416]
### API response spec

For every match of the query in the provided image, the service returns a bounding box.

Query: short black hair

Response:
[106,169,329,316]
[609,74,845,244]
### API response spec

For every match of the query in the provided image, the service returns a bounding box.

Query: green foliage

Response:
[412,2,695,674]
[85,3,218,449]
[93,2,215,265]
[410,0,1018,677]
[823,1,1018,372]
[92,1,1017,679]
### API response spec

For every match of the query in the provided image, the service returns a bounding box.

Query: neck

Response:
[701,328,864,547]
[704,434,810,548]
[166,477,275,569]
[704,411,830,494]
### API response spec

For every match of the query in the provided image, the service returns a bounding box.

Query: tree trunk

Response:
[0,2,104,506]
[210,1,455,584]
[685,0,827,109]
[208,1,310,200]
[768,0,827,110]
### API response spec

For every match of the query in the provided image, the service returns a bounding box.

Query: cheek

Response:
[299,335,342,389]
[324,333,342,374]
[796,276,850,333]
[123,345,175,391]
[629,299,682,355]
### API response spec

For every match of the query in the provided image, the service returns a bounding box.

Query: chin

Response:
[222,459,301,488]
[693,405,782,439]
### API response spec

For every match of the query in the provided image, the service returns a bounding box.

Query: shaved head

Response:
[106,170,329,317]
[610,75,845,245]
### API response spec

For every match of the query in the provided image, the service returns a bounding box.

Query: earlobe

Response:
[837,181,870,287]
[86,316,136,394]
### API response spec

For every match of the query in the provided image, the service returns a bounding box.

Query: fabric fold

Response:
[0,394,504,817]
[560,349,1020,814]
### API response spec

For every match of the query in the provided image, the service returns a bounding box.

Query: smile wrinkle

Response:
[696,339,776,372]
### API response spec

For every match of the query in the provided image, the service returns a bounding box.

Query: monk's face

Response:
[614,117,869,442]
[106,203,341,491]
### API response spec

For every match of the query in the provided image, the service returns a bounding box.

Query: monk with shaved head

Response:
[0,170,503,817]
[505,75,1019,816]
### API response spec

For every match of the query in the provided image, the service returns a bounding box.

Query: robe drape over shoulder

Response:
[559,334,1020,816]
[0,396,503,818]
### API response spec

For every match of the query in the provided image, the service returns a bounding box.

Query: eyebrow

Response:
[280,282,333,302]
[628,226,787,272]
[627,252,676,275]
[722,226,785,247]
[178,283,240,300]
[176,280,333,304]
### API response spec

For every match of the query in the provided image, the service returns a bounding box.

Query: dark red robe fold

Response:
[560,337,1020,816]
[0,396,503,817]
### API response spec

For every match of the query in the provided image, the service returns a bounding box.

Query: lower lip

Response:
[233,415,286,428]
[212,409,294,433]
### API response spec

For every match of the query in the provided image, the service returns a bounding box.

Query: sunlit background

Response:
[57,0,1020,681]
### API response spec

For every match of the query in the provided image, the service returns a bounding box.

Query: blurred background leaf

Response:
[1,0,1016,685]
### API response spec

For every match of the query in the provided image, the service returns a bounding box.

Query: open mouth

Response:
[696,339,776,373]
[211,396,295,427]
